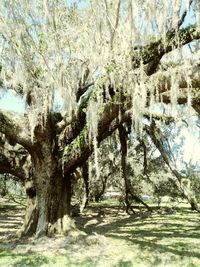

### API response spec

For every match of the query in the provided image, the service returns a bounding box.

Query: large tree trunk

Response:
[19,145,76,237]
[33,155,75,237]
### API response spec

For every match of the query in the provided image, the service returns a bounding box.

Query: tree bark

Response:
[15,154,76,237]
[31,152,75,237]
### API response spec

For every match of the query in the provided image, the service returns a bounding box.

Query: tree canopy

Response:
[0,0,200,237]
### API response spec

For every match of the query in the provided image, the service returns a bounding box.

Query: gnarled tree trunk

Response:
[18,156,75,237]
[31,151,75,237]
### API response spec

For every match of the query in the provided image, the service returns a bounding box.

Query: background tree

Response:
[147,118,200,211]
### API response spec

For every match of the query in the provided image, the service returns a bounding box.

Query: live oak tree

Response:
[0,0,200,237]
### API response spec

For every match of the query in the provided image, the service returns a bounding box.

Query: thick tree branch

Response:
[133,24,200,71]
[146,63,200,114]
[56,84,95,145]
[0,109,31,148]
[150,63,200,91]
[0,136,31,181]
[57,24,200,138]
[57,110,86,148]
[61,103,129,173]
[61,60,200,173]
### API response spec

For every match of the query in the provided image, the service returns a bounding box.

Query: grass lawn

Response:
[0,200,199,267]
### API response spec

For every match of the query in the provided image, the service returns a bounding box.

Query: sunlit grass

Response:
[102,207,200,267]
[0,202,199,267]
[0,251,95,267]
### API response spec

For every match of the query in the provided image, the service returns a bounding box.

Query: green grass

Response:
[0,204,199,267]
[91,199,120,207]
[0,251,96,267]
[80,205,200,266]
[0,251,49,267]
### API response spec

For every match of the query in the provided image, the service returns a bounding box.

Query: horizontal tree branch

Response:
[61,61,200,172]
[150,63,200,91]
[133,24,200,69]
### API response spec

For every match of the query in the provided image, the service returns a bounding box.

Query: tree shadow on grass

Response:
[12,255,49,267]
[0,208,24,243]
[77,206,200,260]
[110,235,200,259]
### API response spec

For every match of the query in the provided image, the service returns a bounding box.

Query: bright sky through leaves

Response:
[0,0,199,168]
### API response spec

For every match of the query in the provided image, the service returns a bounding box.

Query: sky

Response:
[172,121,200,171]
[0,90,25,114]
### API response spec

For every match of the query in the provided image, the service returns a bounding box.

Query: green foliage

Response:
[154,179,182,199]
[184,169,200,201]
[63,128,87,156]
